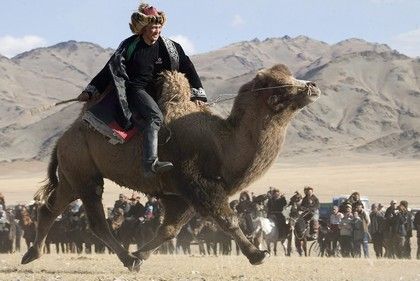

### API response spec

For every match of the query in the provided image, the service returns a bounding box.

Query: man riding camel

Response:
[78,3,207,177]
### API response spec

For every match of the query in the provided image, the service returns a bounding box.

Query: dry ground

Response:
[1,157,420,280]
[1,253,420,281]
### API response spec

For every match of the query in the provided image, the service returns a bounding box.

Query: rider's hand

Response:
[77,91,91,102]
[193,100,205,106]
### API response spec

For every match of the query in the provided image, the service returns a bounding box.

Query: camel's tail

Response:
[34,144,59,202]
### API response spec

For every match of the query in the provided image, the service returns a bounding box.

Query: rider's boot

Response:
[142,127,173,178]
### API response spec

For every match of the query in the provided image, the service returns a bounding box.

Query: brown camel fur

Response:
[21,64,320,271]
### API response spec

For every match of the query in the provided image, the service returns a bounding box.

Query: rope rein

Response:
[206,83,310,107]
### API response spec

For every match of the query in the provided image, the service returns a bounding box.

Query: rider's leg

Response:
[127,87,173,177]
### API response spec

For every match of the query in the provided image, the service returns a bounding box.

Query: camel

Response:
[21,63,320,271]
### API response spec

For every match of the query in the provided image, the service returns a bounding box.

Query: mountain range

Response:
[1,35,419,162]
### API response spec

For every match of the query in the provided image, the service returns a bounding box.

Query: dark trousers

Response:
[339,235,353,257]
[371,232,384,258]
[127,86,163,131]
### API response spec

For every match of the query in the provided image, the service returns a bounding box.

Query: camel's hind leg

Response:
[78,184,141,271]
[133,195,194,260]
[21,173,75,264]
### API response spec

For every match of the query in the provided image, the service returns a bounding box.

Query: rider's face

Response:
[142,24,162,44]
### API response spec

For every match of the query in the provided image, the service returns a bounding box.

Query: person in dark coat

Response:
[390,203,409,259]
[399,200,412,259]
[414,210,420,259]
[267,188,287,231]
[78,3,207,177]
[126,196,145,220]
[384,200,398,258]
[300,186,320,239]
[369,203,385,258]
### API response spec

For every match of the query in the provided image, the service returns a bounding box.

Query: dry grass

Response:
[1,253,420,281]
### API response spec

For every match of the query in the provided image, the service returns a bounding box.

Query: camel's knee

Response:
[158,225,178,240]
[216,214,240,233]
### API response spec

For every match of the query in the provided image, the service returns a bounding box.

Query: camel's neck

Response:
[222,110,293,194]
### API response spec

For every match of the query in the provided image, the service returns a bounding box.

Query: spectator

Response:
[369,203,385,258]
[384,199,398,258]
[352,211,364,258]
[0,193,5,210]
[126,195,145,221]
[400,200,412,259]
[329,205,343,256]
[339,203,353,257]
[113,194,130,216]
[144,195,160,221]
[390,202,409,259]
[0,205,9,224]
[414,210,420,260]
[300,186,320,239]
[355,201,370,258]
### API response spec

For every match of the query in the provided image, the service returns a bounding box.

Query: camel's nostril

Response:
[307,81,316,87]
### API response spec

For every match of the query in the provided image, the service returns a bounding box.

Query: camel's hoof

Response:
[21,247,40,265]
[127,258,142,272]
[249,250,270,265]
[122,254,142,272]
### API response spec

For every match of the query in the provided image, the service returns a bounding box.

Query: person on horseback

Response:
[300,186,320,240]
[267,188,287,229]
[78,3,207,177]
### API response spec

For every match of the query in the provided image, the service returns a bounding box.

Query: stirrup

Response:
[144,158,173,178]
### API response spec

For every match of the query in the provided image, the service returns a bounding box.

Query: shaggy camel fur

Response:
[21,64,320,271]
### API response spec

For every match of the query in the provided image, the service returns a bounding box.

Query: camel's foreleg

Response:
[133,195,194,260]
[187,184,269,265]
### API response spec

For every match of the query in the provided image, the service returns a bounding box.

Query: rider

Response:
[300,186,320,240]
[236,191,255,237]
[267,188,287,227]
[78,3,207,177]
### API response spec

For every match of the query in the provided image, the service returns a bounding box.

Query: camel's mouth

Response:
[306,85,321,102]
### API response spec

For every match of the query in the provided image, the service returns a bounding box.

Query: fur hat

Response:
[130,3,166,34]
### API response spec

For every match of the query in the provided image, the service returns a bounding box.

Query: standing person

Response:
[329,206,343,256]
[112,194,130,217]
[0,193,5,210]
[399,200,412,259]
[384,200,398,258]
[355,201,370,258]
[267,188,287,228]
[369,203,385,258]
[339,203,354,257]
[352,211,364,258]
[144,195,160,221]
[126,195,145,221]
[78,3,207,177]
[414,210,420,259]
[390,202,409,259]
[300,186,320,239]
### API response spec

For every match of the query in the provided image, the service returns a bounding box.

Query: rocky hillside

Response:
[1,36,419,161]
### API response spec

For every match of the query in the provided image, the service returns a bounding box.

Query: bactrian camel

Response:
[22,64,320,271]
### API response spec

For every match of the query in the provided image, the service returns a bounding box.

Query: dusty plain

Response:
[0,156,419,281]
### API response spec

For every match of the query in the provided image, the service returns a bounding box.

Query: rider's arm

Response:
[176,43,207,102]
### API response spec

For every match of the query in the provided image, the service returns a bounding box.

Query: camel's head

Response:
[250,64,320,114]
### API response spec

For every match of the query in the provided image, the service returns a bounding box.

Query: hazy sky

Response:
[1,0,419,58]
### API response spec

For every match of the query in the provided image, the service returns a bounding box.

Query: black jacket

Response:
[83,35,206,132]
